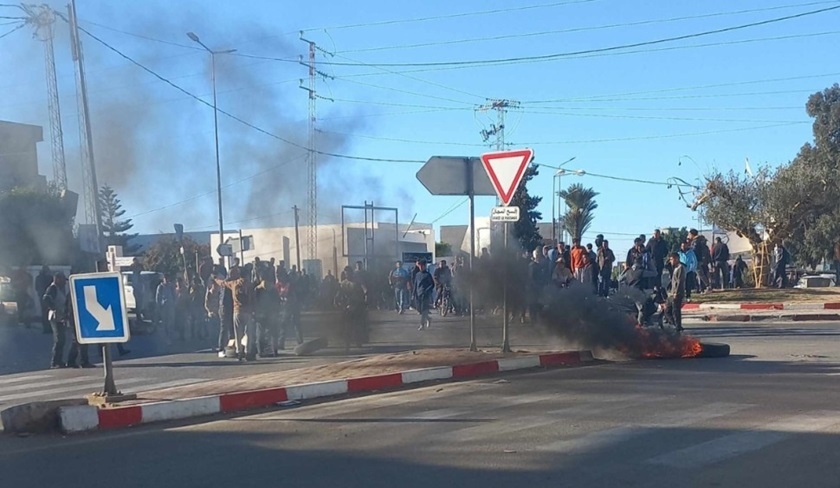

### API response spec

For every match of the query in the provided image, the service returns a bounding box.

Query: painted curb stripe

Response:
[452,361,499,378]
[59,351,593,433]
[347,373,404,392]
[220,388,288,413]
[98,406,142,429]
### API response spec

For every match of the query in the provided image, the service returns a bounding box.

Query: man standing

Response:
[413,259,435,331]
[624,238,647,290]
[214,257,228,280]
[711,237,731,290]
[156,274,177,341]
[335,267,368,349]
[433,259,452,310]
[678,241,698,301]
[35,265,52,334]
[774,243,791,288]
[389,261,409,314]
[666,252,686,332]
[570,239,587,281]
[216,267,259,361]
[689,229,712,294]
[42,272,70,369]
[597,240,616,297]
[646,229,668,286]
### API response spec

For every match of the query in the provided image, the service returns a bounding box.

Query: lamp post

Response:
[555,168,586,243]
[550,156,577,243]
[187,32,236,260]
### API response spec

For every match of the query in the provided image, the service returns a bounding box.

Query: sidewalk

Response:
[57,347,596,434]
[683,308,840,323]
[682,302,840,311]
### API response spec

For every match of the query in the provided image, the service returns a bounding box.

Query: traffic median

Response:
[57,348,596,434]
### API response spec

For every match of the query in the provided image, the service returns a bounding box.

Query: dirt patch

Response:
[138,348,556,401]
[691,288,840,304]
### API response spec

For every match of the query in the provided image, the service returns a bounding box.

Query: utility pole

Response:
[477,99,520,151]
[292,205,301,271]
[19,4,68,191]
[68,0,102,251]
[299,33,333,265]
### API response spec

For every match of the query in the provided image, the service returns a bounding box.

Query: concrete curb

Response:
[701,313,840,323]
[58,350,594,434]
[683,302,840,311]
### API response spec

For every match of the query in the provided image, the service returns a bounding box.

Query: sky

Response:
[1,0,838,254]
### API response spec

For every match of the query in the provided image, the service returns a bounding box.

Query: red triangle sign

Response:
[479,149,534,206]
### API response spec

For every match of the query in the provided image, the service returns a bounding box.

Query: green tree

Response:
[99,185,140,254]
[662,227,689,254]
[698,84,840,282]
[0,186,77,268]
[142,235,209,277]
[509,164,543,252]
[559,183,598,243]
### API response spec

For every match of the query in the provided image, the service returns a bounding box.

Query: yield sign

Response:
[479,148,534,206]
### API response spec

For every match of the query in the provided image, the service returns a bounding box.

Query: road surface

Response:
[0,310,560,408]
[2,319,840,487]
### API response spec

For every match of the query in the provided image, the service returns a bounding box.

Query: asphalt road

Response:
[0,309,561,408]
[2,319,840,487]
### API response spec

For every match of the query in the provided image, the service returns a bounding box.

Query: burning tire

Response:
[696,341,730,358]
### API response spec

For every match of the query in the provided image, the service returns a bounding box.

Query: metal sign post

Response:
[72,246,136,404]
[480,149,533,354]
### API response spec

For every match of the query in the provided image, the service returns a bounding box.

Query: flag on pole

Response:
[745,158,754,177]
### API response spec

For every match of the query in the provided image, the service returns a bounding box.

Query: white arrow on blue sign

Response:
[70,272,131,344]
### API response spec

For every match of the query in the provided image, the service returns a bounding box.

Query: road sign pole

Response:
[502,222,510,352]
[466,158,477,352]
[102,344,118,395]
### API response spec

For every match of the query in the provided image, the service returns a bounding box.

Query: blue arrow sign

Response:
[70,272,130,344]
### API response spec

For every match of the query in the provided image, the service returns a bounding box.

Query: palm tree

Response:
[559,184,598,242]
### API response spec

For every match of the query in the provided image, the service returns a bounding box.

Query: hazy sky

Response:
[1,0,837,252]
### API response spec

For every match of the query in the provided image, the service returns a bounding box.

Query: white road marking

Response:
[0,374,52,385]
[538,402,752,453]
[124,378,208,393]
[0,377,149,403]
[0,376,106,393]
[647,411,840,469]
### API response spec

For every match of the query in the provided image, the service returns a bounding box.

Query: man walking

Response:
[666,252,686,332]
[389,261,409,314]
[413,259,435,331]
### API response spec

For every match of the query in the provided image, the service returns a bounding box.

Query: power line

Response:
[430,198,470,224]
[0,21,23,40]
[538,88,824,103]
[129,155,309,220]
[538,164,698,188]
[521,111,805,124]
[75,25,425,164]
[266,5,840,68]
[80,19,203,50]
[300,0,599,32]
[318,129,488,147]
[524,70,840,104]
[331,76,476,105]
[519,121,808,145]
[325,30,840,77]
[338,1,838,54]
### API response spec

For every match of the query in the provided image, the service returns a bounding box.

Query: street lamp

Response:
[551,156,576,242]
[187,31,236,260]
[554,168,586,243]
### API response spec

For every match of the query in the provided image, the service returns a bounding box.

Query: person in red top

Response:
[570,239,587,280]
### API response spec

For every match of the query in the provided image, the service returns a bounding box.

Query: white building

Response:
[210,222,435,279]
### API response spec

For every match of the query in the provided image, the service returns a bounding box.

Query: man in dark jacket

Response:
[711,237,731,290]
[35,265,52,334]
[646,229,668,287]
[413,259,435,331]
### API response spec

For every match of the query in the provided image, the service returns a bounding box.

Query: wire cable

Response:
[244,5,840,68]
[80,19,203,51]
[338,1,838,54]
[430,198,470,224]
[301,0,599,32]
[75,25,425,164]
[0,21,23,40]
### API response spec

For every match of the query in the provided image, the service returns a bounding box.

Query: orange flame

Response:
[634,326,703,359]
